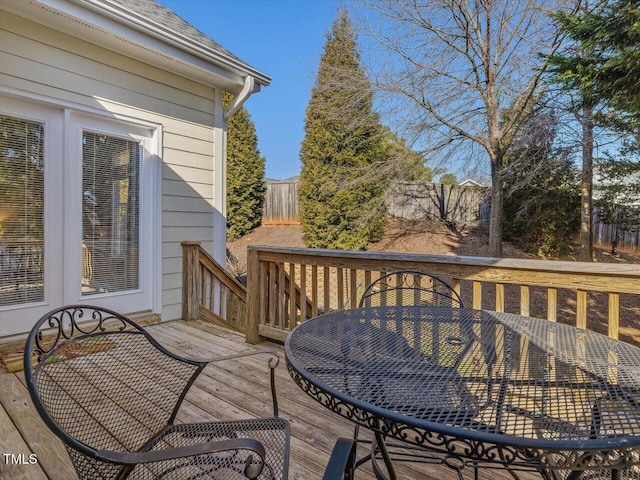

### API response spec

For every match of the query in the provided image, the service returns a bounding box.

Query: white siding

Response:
[1,14,221,321]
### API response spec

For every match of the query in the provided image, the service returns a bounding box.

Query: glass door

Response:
[80,131,141,296]
[0,99,63,336]
[65,113,156,315]
[0,101,157,337]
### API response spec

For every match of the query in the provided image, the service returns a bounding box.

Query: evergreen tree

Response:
[439,174,457,185]
[225,93,266,241]
[548,0,640,259]
[299,9,387,250]
[503,109,581,257]
[549,1,640,117]
[382,127,435,182]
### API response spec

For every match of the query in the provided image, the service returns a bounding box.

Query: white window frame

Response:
[0,92,162,338]
[66,112,158,314]
[0,98,64,336]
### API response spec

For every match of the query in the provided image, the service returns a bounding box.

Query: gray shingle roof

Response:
[92,0,270,85]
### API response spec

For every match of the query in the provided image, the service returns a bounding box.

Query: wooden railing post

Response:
[182,241,201,322]
[246,247,263,344]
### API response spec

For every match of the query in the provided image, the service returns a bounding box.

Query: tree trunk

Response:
[578,107,594,262]
[488,161,504,258]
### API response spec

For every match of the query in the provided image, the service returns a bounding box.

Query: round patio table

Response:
[285,306,640,480]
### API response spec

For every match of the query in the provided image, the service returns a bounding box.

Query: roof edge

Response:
[73,0,271,87]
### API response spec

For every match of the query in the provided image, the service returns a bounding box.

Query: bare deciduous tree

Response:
[361,0,566,256]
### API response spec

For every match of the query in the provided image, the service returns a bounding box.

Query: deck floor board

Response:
[0,319,540,480]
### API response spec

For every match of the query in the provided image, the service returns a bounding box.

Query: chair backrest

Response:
[24,306,203,459]
[359,270,464,308]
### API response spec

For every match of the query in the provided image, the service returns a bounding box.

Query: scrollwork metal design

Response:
[32,306,130,360]
[286,360,640,474]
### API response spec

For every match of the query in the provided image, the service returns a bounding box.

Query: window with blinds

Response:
[82,131,140,296]
[0,115,45,306]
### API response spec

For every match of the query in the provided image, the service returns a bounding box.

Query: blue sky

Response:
[159,0,347,180]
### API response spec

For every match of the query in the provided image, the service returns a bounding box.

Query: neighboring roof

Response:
[459,178,484,187]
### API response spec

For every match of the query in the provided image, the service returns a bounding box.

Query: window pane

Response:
[0,115,45,306]
[82,132,140,295]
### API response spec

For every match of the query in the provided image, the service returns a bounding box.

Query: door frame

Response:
[0,93,162,338]
[0,98,64,336]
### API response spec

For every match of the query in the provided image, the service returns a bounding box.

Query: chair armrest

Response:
[97,438,266,479]
[322,438,357,480]
[185,348,281,417]
[182,348,279,366]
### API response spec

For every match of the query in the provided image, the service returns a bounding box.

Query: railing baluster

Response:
[258,261,267,329]
[395,272,403,306]
[278,262,286,329]
[609,292,620,340]
[473,281,482,310]
[350,268,358,309]
[311,265,318,317]
[300,264,307,324]
[451,278,461,306]
[547,288,557,322]
[269,262,277,328]
[381,271,388,306]
[323,266,330,313]
[520,286,530,317]
[208,270,214,312]
[337,268,344,310]
[495,283,505,312]
[289,263,296,330]
[364,270,372,307]
[576,290,587,330]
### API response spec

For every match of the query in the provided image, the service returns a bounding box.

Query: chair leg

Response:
[322,438,357,480]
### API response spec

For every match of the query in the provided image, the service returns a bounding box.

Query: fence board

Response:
[386,182,490,223]
[262,180,490,225]
[262,182,640,252]
[262,181,300,224]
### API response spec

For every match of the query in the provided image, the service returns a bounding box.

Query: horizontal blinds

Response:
[0,115,45,306]
[82,131,140,296]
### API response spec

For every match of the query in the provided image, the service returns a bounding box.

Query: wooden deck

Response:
[0,319,539,480]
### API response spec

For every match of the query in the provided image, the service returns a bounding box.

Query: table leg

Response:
[371,427,397,480]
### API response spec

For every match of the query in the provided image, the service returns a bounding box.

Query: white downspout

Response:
[211,76,258,315]
[213,75,258,266]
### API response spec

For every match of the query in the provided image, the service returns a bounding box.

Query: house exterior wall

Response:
[1,13,221,322]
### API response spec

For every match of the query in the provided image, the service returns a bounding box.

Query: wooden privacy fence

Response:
[385,182,490,223]
[262,180,489,225]
[245,246,640,345]
[593,212,640,252]
[263,180,299,225]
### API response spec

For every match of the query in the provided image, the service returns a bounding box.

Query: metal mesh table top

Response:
[285,306,640,457]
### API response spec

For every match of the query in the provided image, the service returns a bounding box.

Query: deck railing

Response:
[245,245,640,344]
[181,242,248,332]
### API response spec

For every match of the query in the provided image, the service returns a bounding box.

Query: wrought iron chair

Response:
[358,269,463,309]
[24,305,290,480]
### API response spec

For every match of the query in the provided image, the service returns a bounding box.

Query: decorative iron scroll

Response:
[32,306,130,359]
[286,361,640,473]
